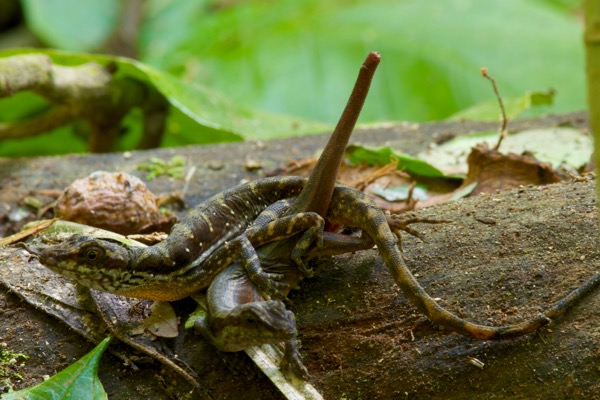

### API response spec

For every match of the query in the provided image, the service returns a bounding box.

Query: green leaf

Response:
[346,145,447,178]
[142,0,584,123]
[185,305,207,330]
[21,0,121,51]
[135,58,327,140]
[1,337,112,400]
[448,90,555,121]
[0,49,325,157]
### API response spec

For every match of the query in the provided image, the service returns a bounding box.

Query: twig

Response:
[0,107,75,140]
[480,67,508,151]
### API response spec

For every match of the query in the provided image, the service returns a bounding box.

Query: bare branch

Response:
[480,67,508,151]
[0,107,75,140]
[0,54,168,152]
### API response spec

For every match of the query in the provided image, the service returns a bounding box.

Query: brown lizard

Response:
[22,52,600,366]
[194,52,384,378]
[196,184,600,378]
[21,53,384,303]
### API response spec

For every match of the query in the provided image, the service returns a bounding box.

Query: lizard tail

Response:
[332,186,600,340]
[381,234,600,340]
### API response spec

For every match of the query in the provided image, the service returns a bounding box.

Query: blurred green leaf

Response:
[448,90,555,121]
[21,0,121,51]
[4,0,586,157]
[346,144,447,178]
[1,336,111,400]
[142,0,584,124]
[0,49,325,156]
[534,0,582,11]
[0,92,49,121]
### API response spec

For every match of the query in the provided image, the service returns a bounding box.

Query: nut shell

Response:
[55,171,161,235]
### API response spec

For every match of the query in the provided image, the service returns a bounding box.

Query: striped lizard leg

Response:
[247,199,326,279]
[211,210,326,299]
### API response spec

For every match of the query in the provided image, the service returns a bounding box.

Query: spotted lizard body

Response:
[23,53,381,303]
[22,53,600,380]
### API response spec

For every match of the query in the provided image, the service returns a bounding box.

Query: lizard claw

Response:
[253,272,291,300]
[292,255,315,278]
[386,215,452,250]
[297,263,316,278]
[281,340,310,381]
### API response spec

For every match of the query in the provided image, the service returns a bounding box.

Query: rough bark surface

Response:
[0,112,598,399]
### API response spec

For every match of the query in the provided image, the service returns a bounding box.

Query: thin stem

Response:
[480,67,508,151]
[292,52,381,217]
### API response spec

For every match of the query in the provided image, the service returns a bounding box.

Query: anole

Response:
[21,53,383,302]
[22,53,600,365]
[195,52,384,378]
[197,184,600,379]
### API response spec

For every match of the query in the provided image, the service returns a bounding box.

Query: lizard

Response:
[195,184,600,378]
[22,51,599,361]
[194,52,384,378]
[20,52,389,302]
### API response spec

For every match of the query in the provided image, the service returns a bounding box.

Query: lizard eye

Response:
[81,245,104,263]
[246,317,256,325]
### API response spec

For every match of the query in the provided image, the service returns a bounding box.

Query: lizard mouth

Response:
[20,243,59,267]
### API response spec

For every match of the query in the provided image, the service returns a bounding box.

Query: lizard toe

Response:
[281,350,310,381]
[263,281,293,300]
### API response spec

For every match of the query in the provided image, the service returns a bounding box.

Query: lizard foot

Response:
[281,340,310,381]
[252,272,291,300]
[387,215,451,251]
[296,260,315,278]
[290,224,323,278]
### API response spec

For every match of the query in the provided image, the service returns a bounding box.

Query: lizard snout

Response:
[19,242,58,266]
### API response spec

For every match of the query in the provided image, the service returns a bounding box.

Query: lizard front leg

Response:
[208,211,326,299]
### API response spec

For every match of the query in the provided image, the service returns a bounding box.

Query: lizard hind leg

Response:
[385,214,452,252]
[243,212,327,297]
[239,234,289,300]
[290,223,324,278]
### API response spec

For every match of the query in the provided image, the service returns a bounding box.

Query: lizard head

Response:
[22,234,138,293]
[204,300,296,351]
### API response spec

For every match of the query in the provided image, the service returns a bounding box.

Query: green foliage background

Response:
[0,0,586,156]
[139,0,583,122]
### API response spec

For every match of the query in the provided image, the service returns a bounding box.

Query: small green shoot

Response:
[0,345,28,393]
[137,155,185,180]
